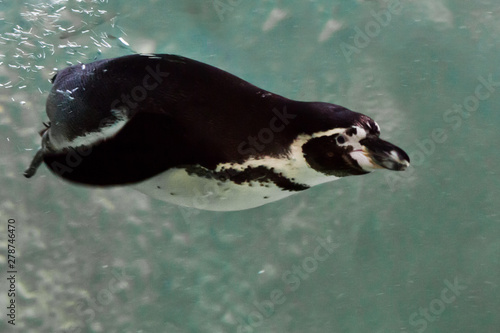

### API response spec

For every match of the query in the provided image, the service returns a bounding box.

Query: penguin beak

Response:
[360,136,410,171]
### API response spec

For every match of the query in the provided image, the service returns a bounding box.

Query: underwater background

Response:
[0,0,499,332]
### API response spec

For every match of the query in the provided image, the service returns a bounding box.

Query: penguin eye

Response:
[336,135,346,144]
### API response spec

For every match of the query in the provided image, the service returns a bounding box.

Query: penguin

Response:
[24,53,410,211]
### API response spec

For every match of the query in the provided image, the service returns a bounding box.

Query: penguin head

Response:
[301,115,410,177]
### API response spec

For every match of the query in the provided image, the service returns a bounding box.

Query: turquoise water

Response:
[0,1,499,332]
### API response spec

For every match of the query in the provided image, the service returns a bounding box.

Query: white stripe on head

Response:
[214,128,357,187]
[310,128,344,138]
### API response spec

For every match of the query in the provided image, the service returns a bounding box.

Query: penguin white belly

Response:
[133,168,300,211]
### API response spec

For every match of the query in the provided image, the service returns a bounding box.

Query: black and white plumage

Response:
[24,54,409,211]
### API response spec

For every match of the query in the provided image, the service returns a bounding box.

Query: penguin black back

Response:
[40,54,296,184]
